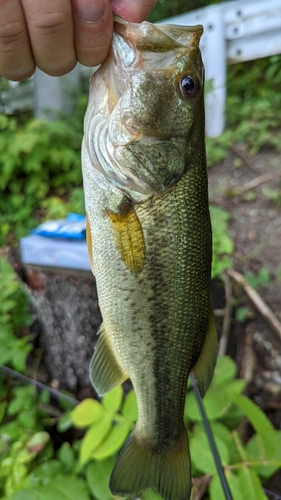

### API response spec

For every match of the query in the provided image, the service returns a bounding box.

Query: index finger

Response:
[21,0,76,76]
[0,0,35,80]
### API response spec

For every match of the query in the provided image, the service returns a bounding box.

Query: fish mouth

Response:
[113,15,203,51]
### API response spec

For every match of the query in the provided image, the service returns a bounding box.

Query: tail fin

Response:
[109,429,191,500]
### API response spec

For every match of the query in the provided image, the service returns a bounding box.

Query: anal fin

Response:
[90,324,128,396]
[191,305,218,397]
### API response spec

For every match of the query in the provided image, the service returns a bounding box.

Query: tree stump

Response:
[25,266,102,393]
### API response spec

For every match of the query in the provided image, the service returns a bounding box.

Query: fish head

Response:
[83,18,205,201]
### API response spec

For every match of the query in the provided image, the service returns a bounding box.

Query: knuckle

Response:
[0,21,35,80]
[0,21,26,49]
[29,10,71,37]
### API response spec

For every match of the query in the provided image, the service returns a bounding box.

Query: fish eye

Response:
[179,75,200,98]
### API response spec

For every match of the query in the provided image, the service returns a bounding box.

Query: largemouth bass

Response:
[82,17,217,500]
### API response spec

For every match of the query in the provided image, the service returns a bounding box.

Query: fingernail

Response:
[73,0,106,23]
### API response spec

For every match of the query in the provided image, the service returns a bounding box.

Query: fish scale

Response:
[82,17,218,500]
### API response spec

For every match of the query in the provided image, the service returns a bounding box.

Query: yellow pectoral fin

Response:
[106,201,146,273]
[86,213,95,274]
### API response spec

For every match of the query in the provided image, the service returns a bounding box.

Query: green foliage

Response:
[0,381,53,499]
[187,357,281,500]
[0,257,33,372]
[207,55,281,166]
[148,0,220,23]
[244,268,271,289]
[0,258,54,497]
[71,386,133,466]
[235,306,252,323]
[0,95,87,245]
[3,357,280,500]
[210,205,234,278]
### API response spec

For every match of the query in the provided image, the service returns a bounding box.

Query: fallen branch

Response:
[192,475,212,500]
[227,268,281,342]
[214,308,226,317]
[240,323,256,383]
[211,171,280,202]
[230,144,259,173]
[237,171,281,194]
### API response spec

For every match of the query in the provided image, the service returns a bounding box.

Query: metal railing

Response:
[162,0,281,137]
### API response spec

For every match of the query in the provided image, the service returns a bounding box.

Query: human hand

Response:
[0,0,156,81]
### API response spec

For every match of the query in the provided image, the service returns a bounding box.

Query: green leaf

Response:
[211,356,237,388]
[210,422,240,464]
[37,474,90,500]
[37,389,50,405]
[184,390,201,422]
[7,489,42,500]
[57,411,73,433]
[190,430,230,475]
[8,385,35,415]
[236,306,251,322]
[225,470,244,500]
[0,401,7,424]
[238,466,268,500]
[1,299,17,312]
[23,460,63,488]
[220,403,245,430]
[225,379,246,396]
[92,421,131,461]
[102,386,123,413]
[122,390,138,422]
[210,206,234,277]
[203,389,233,420]
[228,393,276,453]
[58,442,75,472]
[1,420,23,441]
[27,431,50,455]
[185,376,240,423]
[18,409,36,429]
[245,268,271,289]
[210,471,244,500]
[246,432,281,478]
[79,414,113,465]
[86,457,115,500]
[71,399,105,428]
[209,474,228,500]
